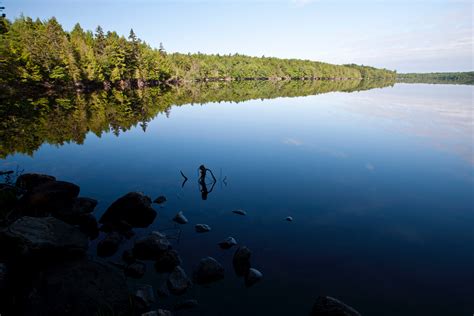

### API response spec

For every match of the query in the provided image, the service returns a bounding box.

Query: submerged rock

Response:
[155,249,182,273]
[125,261,146,279]
[286,216,293,222]
[167,266,192,295]
[173,211,188,224]
[99,192,156,228]
[97,232,122,257]
[193,257,225,285]
[24,259,130,316]
[232,209,247,216]
[310,296,362,316]
[174,299,198,311]
[133,231,171,260]
[218,237,238,249]
[245,268,263,287]
[0,216,88,257]
[15,173,56,191]
[233,246,251,277]
[153,195,167,204]
[195,224,211,233]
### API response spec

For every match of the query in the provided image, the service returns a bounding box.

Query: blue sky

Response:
[4,0,473,72]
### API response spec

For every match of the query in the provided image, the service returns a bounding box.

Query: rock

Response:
[15,173,56,191]
[174,299,198,311]
[167,266,191,295]
[233,246,251,277]
[195,224,211,233]
[232,209,247,216]
[76,213,99,239]
[156,283,170,298]
[97,232,122,257]
[0,262,7,290]
[245,268,263,287]
[286,216,293,222]
[0,216,88,257]
[193,257,224,285]
[218,237,238,249]
[135,284,155,305]
[125,262,146,278]
[18,181,80,216]
[155,249,181,273]
[122,249,135,264]
[0,184,18,216]
[53,197,98,223]
[133,231,171,260]
[99,192,156,228]
[24,259,131,316]
[310,296,362,316]
[100,220,134,237]
[153,195,167,204]
[142,310,173,316]
[173,211,188,224]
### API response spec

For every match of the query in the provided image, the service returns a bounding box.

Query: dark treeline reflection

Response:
[0,79,394,158]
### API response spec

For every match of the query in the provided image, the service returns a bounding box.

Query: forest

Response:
[0,16,396,92]
[397,72,474,85]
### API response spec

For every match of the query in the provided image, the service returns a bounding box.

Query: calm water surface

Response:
[2,82,473,315]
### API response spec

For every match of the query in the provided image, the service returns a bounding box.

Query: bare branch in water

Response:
[180,170,188,187]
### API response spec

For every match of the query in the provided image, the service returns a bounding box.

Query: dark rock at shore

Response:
[0,262,7,291]
[99,192,156,228]
[167,266,192,295]
[0,216,88,258]
[173,211,188,224]
[193,257,224,285]
[15,173,56,191]
[156,282,170,298]
[17,180,80,217]
[133,231,171,260]
[195,224,211,233]
[155,249,181,273]
[218,236,238,249]
[174,299,198,311]
[23,259,131,316]
[76,213,99,239]
[233,246,252,277]
[100,219,134,238]
[245,268,263,287]
[310,296,362,316]
[125,261,146,279]
[153,195,167,204]
[122,249,135,264]
[53,197,98,223]
[97,232,122,257]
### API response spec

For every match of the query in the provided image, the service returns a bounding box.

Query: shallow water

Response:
[1,82,473,315]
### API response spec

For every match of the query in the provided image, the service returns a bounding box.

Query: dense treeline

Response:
[397,72,474,85]
[0,79,394,158]
[1,16,396,91]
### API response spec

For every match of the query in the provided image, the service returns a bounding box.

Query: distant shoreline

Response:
[397,71,474,85]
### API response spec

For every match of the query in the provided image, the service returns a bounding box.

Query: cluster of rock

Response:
[0,172,362,316]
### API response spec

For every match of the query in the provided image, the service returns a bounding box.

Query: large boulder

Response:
[310,296,362,316]
[155,249,181,273]
[233,246,251,277]
[97,232,122,257]
[23,260,131,316]
[133,231,171,260]
[99,192,156,228]
[193,257,224,285]
[167,266,191,295]
[17,181,80,217]
[0,216,88,257]
[15,173,56,191]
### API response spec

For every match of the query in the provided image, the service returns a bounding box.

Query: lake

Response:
[1,81,473,315]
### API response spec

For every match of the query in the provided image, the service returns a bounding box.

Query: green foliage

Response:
[0,15,395,89]
[397,72,474,85]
